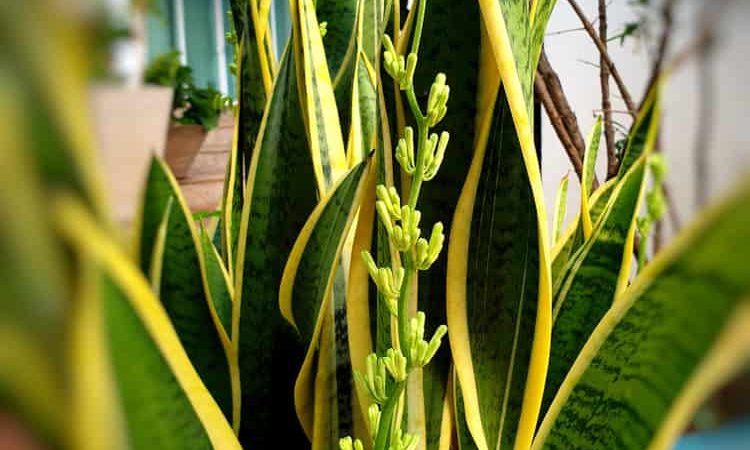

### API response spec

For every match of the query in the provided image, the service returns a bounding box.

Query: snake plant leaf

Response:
[56,197,242,450]
[1,1,106,216]
[541,155,649,419]
[534,179,750,450]
[551,84,660,285]
[346,150,378,418]
[280,156,373,342]
[232,46,317,448]
[135,158,235,424]
[551,179,616,284]
[448,22,541,449]
[581,116,603,239]
[617,86,660,178]
[529,0,557,75]
[221,0,271,271]
[291,0,349,193]
[316,0,358,79]
[200,226,234,337]
[279,156,373,443]
[0,87,68,444]
[147,196,172,295]
[552,174,570,245]
[468,3,555,448]
[346,53,379,167]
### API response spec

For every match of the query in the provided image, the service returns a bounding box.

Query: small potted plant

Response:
[144,51,229,178]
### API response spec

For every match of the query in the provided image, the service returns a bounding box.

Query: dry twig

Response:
[566,0,637,116]
[598,0,617,179]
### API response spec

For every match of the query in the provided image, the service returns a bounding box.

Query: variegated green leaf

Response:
[580,116,603,239]
[448,33,539,450]
[552,174,569,245]
[541,155,649,419]
[281,158,372,341]
[135,158,235,424]
[57,198,242,450]
[200,226,234,337]
[279,156,373,446]
[534,180,750,450]
[455,3,555,449]
[551,84,661,285]
[222,1,271,272]
[291,0,349,193]
[233,47,317,448]
[0,82,68,444]
[550,179,615,284]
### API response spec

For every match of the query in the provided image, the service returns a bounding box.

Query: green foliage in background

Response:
[144,50,230,130]
[1,1,750,450]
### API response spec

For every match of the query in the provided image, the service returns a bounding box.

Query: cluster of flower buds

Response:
[408,312,448,368]
[423,131,449,180]
[415,222,444,271]
[362,251,404,315]
[382,348,407,382]
[383,35,418,90]
[376,191,422,253]
[356,354,389,404]
[319,21,328,38]
[390,430,419,450]
[339,437,364,450]
[426,73,450,127]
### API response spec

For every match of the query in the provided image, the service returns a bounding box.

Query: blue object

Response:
[674,418,750,449]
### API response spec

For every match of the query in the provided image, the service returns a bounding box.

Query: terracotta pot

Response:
[89,84,173,225]
[164,123,208,179]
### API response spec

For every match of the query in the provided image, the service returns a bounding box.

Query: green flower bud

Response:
[423,131,449,180]
[377,185,402,220]
[361,251,404,315]
[415,222,444,270]
[401,53,418,90]
[319,21,328,38]
[392,206,422,251]
[395,127,416,174]
[383,348,408,382]
[390,429,419,450]
[368,404,381,440]
[408,312,447,367]
[426,74,450,126]
[339,436,364,450]
[355,354,389,404]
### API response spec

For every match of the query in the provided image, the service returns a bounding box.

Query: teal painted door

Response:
[146,0,174,60]
[183,0,219,89]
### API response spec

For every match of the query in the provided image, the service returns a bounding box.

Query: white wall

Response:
[541,0,750,240]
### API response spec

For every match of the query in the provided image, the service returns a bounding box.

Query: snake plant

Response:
[1,1,749,450]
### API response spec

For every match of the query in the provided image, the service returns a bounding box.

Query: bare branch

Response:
[565,0,637,116]
[598,0,617,179]
[537,50,586,156]
[535,75,584,179]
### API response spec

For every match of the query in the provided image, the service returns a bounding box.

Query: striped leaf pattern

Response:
[534,180,750,450]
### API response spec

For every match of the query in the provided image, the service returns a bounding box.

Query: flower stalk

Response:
[340,1,450,449]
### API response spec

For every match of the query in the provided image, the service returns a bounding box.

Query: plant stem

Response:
[598,0,617,179]
[410,0,428,56]
[397,255,413,357]
[373,382,406,450]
